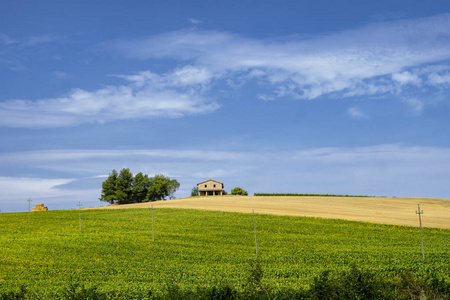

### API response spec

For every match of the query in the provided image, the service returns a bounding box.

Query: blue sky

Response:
[1,0,450,212]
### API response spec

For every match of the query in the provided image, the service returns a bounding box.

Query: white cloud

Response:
[403,98,424,115]
[0,70,220,128]
[257,94,275,101]
[0,33,16,45]
[188,18,202,25]
[52,71,67,78]
[392,71,421,86]
[428,72,450,85]
[110,13,450,101]
[21,34,56,47]
[3,14,450,128]
[347,106,367,119]
[0,177,75,200]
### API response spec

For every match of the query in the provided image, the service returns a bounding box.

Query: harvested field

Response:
[89,196,450,229]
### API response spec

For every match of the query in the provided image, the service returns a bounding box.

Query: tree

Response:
[100,169,180,204]
[147,174,169,201]
[231,187,248,196]
[115,168,133,204]
[191,186,199,197]
[168,179,180,200]
[146,174,180,201]
[99,169,118,204]
[131,172,150,203]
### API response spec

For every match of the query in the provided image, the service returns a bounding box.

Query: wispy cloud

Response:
[2,14,450,128]
[0,33,16,45]
[52,71,67,78]
[403,98,424,115]
[21,34,57,47]
[110,13,450,101]
[0,69,220,128]
[188,18,202,25]
[347,106,367,120]
[0,33,60,71]
[0,177,75,200]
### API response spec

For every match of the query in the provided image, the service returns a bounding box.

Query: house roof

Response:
[197,179,223,185]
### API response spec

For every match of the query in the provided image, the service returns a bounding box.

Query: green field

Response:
[0,208,449,298]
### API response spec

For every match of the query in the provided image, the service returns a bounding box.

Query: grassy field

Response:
[1,207,449,298]
[91,195,450,228]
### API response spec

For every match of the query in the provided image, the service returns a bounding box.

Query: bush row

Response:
[2,266,449,300]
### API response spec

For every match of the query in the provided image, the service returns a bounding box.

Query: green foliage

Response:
[115,168,133,204]
[147,174,171,201]
[231,187,248,196]
[168,179,180,200]
[0,285,28,300]
[58,282,106,300]
[100,169,180,204]
[131,172,150,203]
[254,193,371,197]
[0,209,449,298]
[99,170,118,204]
[190,186,199,197]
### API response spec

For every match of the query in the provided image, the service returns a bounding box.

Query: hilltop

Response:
[89,195,450,229]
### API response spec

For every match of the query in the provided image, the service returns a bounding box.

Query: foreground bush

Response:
[2,267,449,299]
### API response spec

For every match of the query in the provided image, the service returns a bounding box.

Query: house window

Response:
[213,184,216,188]
[205,184,207,188]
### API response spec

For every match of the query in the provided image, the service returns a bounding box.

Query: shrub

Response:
[231,187,248,196]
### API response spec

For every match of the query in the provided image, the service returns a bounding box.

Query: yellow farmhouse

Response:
[197,179,225,196]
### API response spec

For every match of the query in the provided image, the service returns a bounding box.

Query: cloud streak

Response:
[111,13,450,100]
[0,69,220,128]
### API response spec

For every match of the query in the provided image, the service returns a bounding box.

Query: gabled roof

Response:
[197,179,223,185]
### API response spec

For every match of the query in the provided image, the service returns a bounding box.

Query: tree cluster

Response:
[99,168,180,204]
[231,187,248,196]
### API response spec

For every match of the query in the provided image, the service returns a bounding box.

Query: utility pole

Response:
[416,204,425,260]
[77,201,82,231]
[27,198,32,223]
[253,209,258,255]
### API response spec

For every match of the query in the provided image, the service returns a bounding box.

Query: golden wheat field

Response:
[88,195,450,229]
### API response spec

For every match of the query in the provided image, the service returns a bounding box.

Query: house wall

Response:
[198,180,224,192]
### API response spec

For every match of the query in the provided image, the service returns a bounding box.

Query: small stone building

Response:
[32,204,48,211]
[197,179,225,196]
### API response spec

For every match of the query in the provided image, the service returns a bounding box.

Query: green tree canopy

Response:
[231,187,248,196]
[131,172,150,203]
[168,179,181,200]
[99,169,118,204]
[147,174,170,201]
[100,169,180,204]
[190,186,199,197]
[115,168,134,204]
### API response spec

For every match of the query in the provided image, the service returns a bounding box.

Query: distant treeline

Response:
[254,193,372,197]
